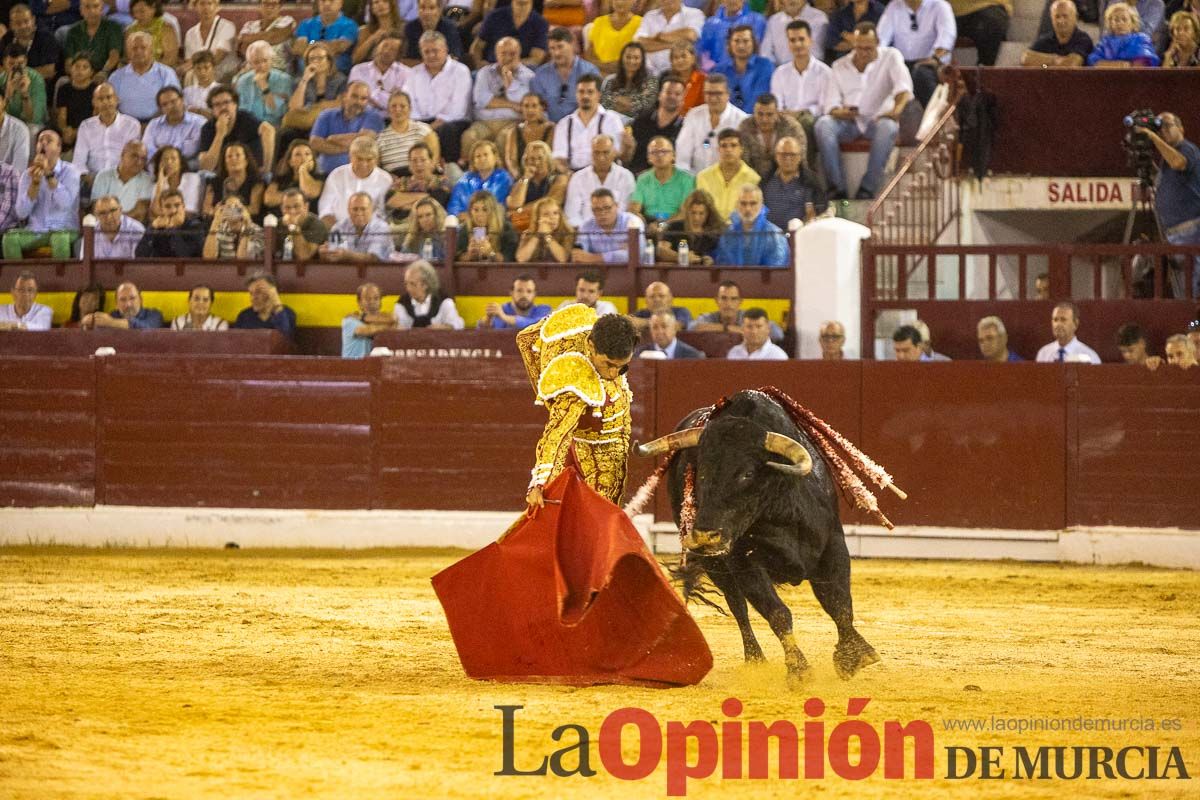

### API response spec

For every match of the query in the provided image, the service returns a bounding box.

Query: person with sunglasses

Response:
[675,73,749,174]
[517,302,641,511]
[531,26,600,123]
[876,0,956,108]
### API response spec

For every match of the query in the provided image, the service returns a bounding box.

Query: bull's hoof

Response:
[833,641,880,680]
[785,660,813,690]
[744,644,766,663]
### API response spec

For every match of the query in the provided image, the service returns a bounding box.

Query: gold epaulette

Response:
[539,303,598,345]
[537,352,604,407]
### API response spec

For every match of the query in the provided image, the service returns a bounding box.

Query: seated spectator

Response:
[203,142,264,219]
[232,272,297,340]
[182,51,218,117]
[456,189,518,262]
[0,161,17,232]
[713,184,789,266]
[976,315,1021,362]
[827,0,885,62]
[320,135,394,226]
[553,73,627,173]
[198,86,276,176]
[635,0,705,76]
[4,130,81,260]
[172,285,229,331]
[877,0,956,107]
[1035,302,1101,363]
[762,135,826,230]
[237,0,297,73]
[474,0,549,67]
[676,74,749,174]
[1022,0,1094,67]
[1035,271,1050,299]
[625,77,685,173]
[321,192,395,262]
[629,136,694,225]
[632,280,693,331]
[449,141,514,215]
[477,273,553,329]
[109,32,179,124]
[1161,9,1200,65]
[816,22,911,201]
[400,196,449,260]
[587,0,642,73]
[531,26,600,124]
[74,83,141,178]
[1116,322,1152,364]
[819,320,846,358]
[378,91,440,175]
[1165,332,1198,368]
[713,25,773,115]
[264,140,325,217]
[515,195,573,261]
[3,5,59,81]
[149,145,203,217]
[342,281,397,358]
[82,282,165,330]
[90,195,145,259]
[768,21,829,168]
[311,82,385,175]
[601,42,660,123]
[65,282,105,328]
[502,93,553,175]
[1101,0,1166,39]
[353,0,407,66]
[282,42,347,137]
[728,307,787,359]
[394,259,465,329]
[403,0,466,65]
[0,100,29,172]
[696,128,760,220]
[276,188,330,261]
[203,197,264,260]
[765,0,829,64]
[950,0,1009,66]
[892,324,924,361]
[573,187,643,263]
[636,308,706,359]
[64,0,121,75]
[142,87,204,164]
[664,41,706,115]
[92,141,153,222]
[506,139,568,222]
[563,134,634,227]
[690,278,784,341]
[658,188,725,264]
[464,37,535,157]
[0,44,45,128]
[407,31,473,165]
[700,0,768,71]
[0,270,51,331]
[913,319,951,360]
[557,269,618,315]
[136,189,206,257]
[234,41,294,130]
[54,56,96,152]
[385,141,452,223]
[127,0,180,69]
[184,0,240,82]
[1088,2,1162,64]
[349,34,410,113]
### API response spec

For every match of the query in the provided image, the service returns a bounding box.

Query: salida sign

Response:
[1046,181,1126,204]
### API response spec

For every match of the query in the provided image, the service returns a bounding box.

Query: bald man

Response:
[631,280,694,332]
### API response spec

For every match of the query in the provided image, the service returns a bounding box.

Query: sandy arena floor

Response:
[0,546,1197,799]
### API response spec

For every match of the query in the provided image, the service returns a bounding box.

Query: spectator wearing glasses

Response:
[877,0,956,108]
[712,25,774,114]
[198,86,276,177]
[90,194,146,259]
[572,187,644,264]
[698,0,768,71]
[293,0,360,75]
[531,26,600,123]
[761,135,826,230]
[819,320,847,359]
[629,136,694,226]
[675,73,749,174]
[463,36,535,157]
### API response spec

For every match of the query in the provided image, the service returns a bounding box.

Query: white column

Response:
[792,217,872,359]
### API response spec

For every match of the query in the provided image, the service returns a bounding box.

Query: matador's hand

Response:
[525,486,544,513]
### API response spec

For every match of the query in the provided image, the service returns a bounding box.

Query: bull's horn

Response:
[764,432,813,477]
[635,427,703,458]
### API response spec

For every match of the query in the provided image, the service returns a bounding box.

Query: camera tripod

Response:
[1122,180,1160,245]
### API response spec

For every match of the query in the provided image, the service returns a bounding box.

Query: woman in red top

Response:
[666,41,705,114]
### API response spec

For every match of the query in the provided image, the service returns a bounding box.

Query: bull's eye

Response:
[738,469,755,484]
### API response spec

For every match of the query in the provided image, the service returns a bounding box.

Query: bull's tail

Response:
[665,555,728,616]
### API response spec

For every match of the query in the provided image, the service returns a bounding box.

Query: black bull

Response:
[637,390,879,684]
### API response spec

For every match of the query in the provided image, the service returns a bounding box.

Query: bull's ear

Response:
[763,432,813,476]
[635,427,703,457]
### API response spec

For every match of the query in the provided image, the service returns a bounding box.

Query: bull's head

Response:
[637,418,814,555]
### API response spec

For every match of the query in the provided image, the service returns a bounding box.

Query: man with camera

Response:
[1141,112,1200,298]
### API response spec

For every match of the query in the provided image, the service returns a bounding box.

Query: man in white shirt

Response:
[0,103,29,173]
[556,270,619,316]
[393,259,465,329]
[349,34,412,113]
[636,0,705,75]
[727,307,788,359]
[563,135,635,228]
[73,82,141,180]
[318,136,394,226]
[763,0,829,63]
[1035,302,1101,364]
[814,22,911,200]
[675,73,750,174]
[91,194,146,259]
[552,74,626,172]
[463,36,534,157]
[770,19,831,166]
[0,270,51,331]
[406,31,473,164]
[877,0,956,107]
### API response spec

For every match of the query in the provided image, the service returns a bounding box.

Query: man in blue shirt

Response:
[3,128,81,259]
[478,274,552,329]
[573,188,645,264]
[83,281,165,330]
[699,0,768,70]
[713,25,774,113]
[142,87,205,163]
[293,0,360,74]
[107,31,180,123]
[714,184,789,266]
[342,282,398,358]
[531,26,599,123]
[233,272,297,341]
[310,82,385,173]
[1146,112,1200,298]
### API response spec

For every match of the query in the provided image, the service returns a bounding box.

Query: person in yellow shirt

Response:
[586,0,643,73]
[694,129,761,220]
